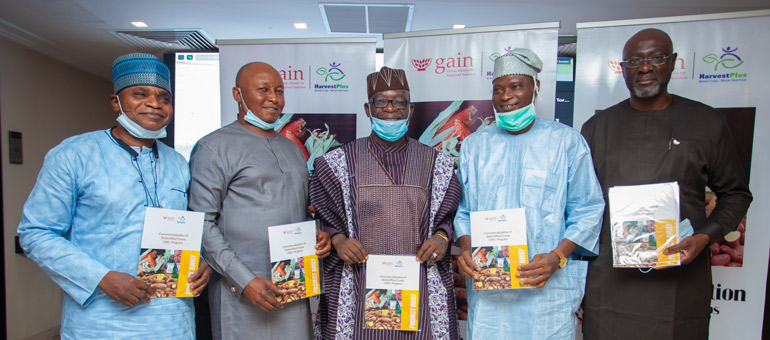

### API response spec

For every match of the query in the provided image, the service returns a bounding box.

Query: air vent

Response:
[111,29,217,52]
[320,4,413,34]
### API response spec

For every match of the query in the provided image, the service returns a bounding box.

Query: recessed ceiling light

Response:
[131,21,148,28]
[452,24,465,29]
[294,22,308,29]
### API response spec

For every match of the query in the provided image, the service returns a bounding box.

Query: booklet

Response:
[364,255,421,331]
[137,207,204,298]
[268,221,322,303]
[608,182,681,268]
[470,208,530,290]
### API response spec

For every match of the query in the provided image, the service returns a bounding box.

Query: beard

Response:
[631,82,662,98]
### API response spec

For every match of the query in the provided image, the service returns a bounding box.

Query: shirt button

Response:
[231,287,236,292]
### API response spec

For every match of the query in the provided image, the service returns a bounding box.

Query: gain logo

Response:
[702,47,744,71]
[316,62,346,82]
[411,58,432,71]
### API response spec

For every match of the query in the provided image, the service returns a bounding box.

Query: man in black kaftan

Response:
[580,28,752,340]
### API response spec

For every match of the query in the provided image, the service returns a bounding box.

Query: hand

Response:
[189,260,211,296]
[316,230,332,258]
[98,271,152,307]
[416,232,449,263]
[331,234,368,264]
[662,233,711,265]
[243,277,284,312]
[517,252,561,288]
[456,236,481,279]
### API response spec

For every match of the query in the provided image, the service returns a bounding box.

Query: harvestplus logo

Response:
[699,46,747,82]
[314,62,350,92]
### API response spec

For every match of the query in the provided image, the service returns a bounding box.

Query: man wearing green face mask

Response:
[453,48,605,339]
[309,67,462,339]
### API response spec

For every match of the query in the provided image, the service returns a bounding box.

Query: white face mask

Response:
[115,96,167,139]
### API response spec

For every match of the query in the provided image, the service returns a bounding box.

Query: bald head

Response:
[232,61,285,131]
[235,62,282,88]
[623,28,673,59]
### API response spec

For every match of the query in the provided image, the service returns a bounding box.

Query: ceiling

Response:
[1,0,767,80]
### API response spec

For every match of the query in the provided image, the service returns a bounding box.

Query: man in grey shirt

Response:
[189,62,331,340]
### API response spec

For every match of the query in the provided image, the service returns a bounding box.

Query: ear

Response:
[232,87,242,103]
[535,79,541,96]
[408,103,415,120]
[364,102,372,119]
[110,94,121,115]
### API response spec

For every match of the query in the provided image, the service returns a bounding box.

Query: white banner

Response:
[218,39,376,172]
[574,11,770,339]
[383,24,559,166]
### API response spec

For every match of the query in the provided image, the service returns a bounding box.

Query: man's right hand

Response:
[331,234,368,264]
[98,271,152,307]
[243,277,284,312]
[456,235,481,279]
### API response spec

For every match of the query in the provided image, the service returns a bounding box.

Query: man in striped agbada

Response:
[310,66,461,340]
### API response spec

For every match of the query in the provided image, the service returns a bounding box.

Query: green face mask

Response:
[495,101,536,132]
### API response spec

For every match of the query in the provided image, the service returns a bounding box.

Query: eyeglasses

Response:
[371,97,409,109]
[621,54,673,68]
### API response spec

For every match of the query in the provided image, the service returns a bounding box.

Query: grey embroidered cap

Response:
[493,48,543,80]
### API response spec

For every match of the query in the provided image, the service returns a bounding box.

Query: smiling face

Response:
[111,85,173,131]
[622,29,676,101]
[364,89,413,121]
[234,63,285,125]
[492,74,538,113]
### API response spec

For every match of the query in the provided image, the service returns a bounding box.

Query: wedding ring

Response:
[432,253,438,258]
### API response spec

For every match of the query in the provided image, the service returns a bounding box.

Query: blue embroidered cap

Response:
[112,53,171,94]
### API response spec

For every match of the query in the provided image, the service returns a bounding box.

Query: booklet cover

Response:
[364,255,421,331]
[268,221,322,303]
[609,182,681,268]
[137,207,204,298]
[470,208,530,290]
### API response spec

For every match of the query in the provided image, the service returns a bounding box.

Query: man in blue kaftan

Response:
[17,53,209,339]
[454,48,605,339]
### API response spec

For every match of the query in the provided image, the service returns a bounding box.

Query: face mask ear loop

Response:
[116,96,125,116]
[237,88,251,114]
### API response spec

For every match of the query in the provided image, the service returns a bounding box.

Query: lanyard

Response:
[108,129,161,207]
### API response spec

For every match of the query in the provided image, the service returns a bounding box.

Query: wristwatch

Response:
[551,249,568,268]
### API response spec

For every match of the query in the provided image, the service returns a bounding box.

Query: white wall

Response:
[0,36,113,339]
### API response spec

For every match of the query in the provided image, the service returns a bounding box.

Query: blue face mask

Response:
[238,88,283,131]
[495,98,536,132]
[115,97,167,139]
[371,117,409,142]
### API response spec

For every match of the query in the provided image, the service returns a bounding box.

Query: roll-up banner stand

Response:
[383,23,560,166]
[574,10,770,339]
[218,38,376,173]
[384,24,559,339]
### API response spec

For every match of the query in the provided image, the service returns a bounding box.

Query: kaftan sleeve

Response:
[700,115,752,243]
[189,141,255,296]
[453,141,472,241]
[562,134,605,256]
[433,173,461,241]
[17,148,111,307]
[309,156,349,239]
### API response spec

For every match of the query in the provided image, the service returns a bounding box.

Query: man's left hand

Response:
[416,232,449,263]
[663,233,710,265]
[517,252,561,288]
[316,230,332,258]
[189,260,211,296]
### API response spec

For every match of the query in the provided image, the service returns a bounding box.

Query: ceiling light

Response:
[294,22,308,29]
[452,24,465,29]
[131,21,148,28]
